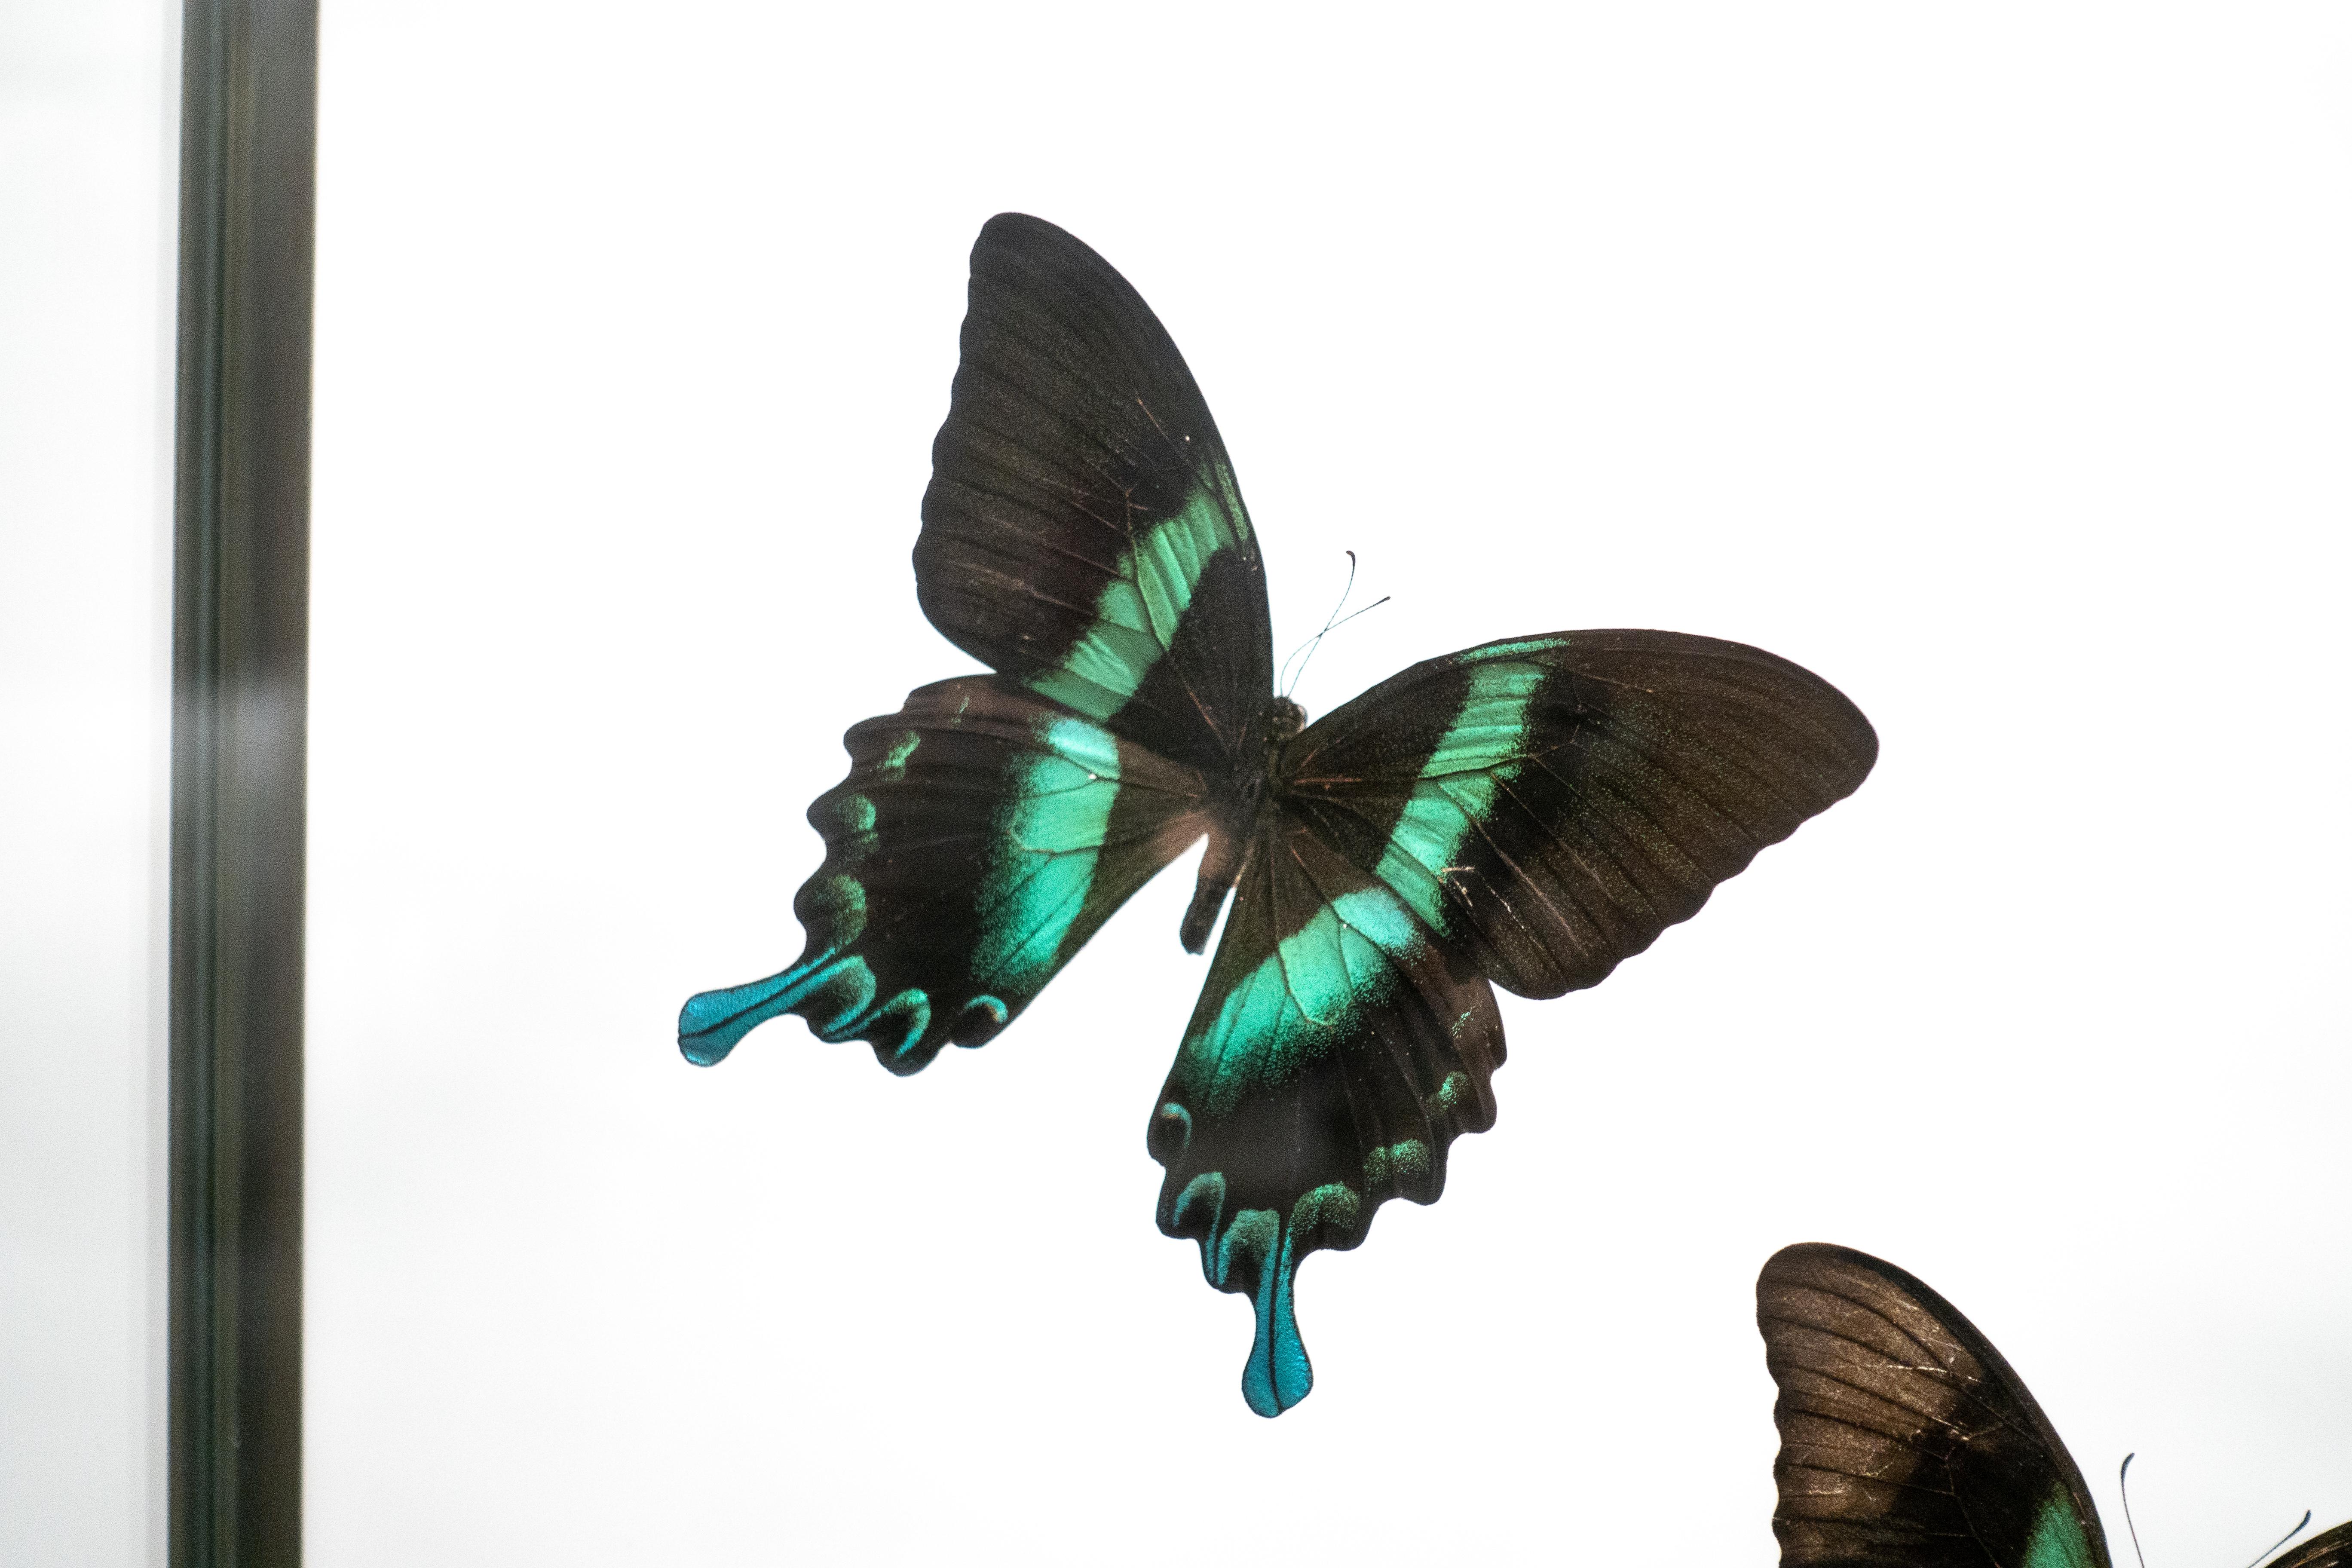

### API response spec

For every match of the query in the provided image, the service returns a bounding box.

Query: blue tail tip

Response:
[677,977,783,1066]
[1241,1252,1313,1417]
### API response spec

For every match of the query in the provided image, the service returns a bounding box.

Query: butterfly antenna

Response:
[2117,1449,2309,1568]
[2240,1511,2312,1568]
[1278,551,1357,699]
[2120,1455,2150,1568]
[1321,595,1393,637]
[1278,551,1391,700]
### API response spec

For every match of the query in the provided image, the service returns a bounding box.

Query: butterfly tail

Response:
[1243,1228,1313,1418]
[678,948,875,1066]
[1182,1196,1317,1417]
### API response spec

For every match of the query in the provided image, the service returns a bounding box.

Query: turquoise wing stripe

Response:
[1371,649,1557,927]
[969,714,1124,995]
[2022,1492,2101,1568]
[1165,871,1471,1417]
[1178,883,1415,1114]
[680,680,1207,1075]
[1025,469,1248,721]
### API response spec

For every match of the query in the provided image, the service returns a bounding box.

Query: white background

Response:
[0,2,175,1563]
[309,6,2352,1565]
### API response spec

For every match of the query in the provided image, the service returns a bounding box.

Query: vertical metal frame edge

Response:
[169,3,317,1563]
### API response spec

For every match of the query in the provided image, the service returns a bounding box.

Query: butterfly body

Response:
[683,213,1877,1415]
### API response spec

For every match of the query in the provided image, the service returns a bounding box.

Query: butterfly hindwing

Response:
[917,213,1275,774]
[1757,1243,2111,1568]
[1280,631,1878,999]
[680,676,1210,1073]
[1148,817,1504,1416]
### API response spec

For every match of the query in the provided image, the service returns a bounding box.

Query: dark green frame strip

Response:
[170,3,317,1564]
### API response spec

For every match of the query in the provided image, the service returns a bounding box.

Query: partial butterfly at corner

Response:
[1757,1243,2352,1568]
[678,211,1879,1417]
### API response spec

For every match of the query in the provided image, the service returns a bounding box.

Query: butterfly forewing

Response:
[2273,1525,2352,1568]
[1147,816,1504,1416]
[680,677,1211,1072]
[1757,1243,2111,1568]
[918,213,1275,774]
[1280,631,1878,999]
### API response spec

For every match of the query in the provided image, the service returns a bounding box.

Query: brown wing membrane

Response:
[678,677,1210,1072]
[2272,1524,2352,1568]
[917,213,1275,776]
[1757,1243,2111,1568]
[1280,631,1877,999]
[1146,813,1504,1417]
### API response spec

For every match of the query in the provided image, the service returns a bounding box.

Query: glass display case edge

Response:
[168,3,317,1563]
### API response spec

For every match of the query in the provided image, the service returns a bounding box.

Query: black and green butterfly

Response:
[680,212,1878,1416]
[1758,1243,2352,1568]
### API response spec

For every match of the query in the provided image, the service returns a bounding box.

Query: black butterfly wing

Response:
[1147,812,1503,1417]
[1278,631,1877,999]
[1145,630,1872,1413]
[2274,1525,2352,1568]
[917,212,1274,774]
[1757,1243,2112,1568]
[685,215,1273,1068]
[680,677,1210,1072]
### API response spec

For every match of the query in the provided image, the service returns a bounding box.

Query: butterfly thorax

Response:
[1175,696,1308,955]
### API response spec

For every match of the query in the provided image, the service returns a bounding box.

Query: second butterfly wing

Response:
[2275,1526,2352,1568]
[1758,1243,2111,1568]
[1761,1244,2352,1568]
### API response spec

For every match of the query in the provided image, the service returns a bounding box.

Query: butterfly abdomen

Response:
[1173,693,1311,955]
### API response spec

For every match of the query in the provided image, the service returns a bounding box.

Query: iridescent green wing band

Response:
[1018,468,1250,735]
[679,677,1208,1072]
[916,214,1274,775]
[1144,629,1874,1415]
[687,215,1271,1073]
[1147,819,1503,1417]
[1282,630,1880,1000]
[1757,1243,2113,1568]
